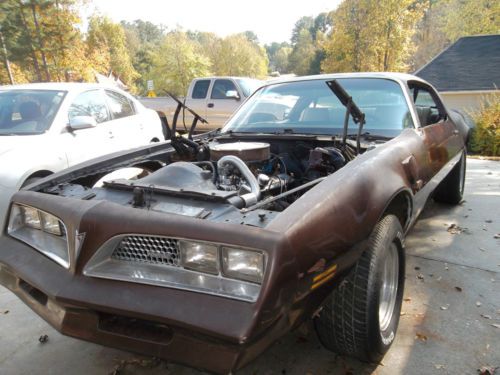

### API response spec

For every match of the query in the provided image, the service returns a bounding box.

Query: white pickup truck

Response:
[140,77,262,132]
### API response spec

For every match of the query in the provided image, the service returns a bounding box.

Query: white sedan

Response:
[0,82,164,230]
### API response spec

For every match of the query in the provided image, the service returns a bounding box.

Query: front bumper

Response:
[0,235,287,374]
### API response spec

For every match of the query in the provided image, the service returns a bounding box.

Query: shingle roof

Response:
[415,35,500,92]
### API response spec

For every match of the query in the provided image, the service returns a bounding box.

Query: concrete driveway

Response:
[0,158,499,375]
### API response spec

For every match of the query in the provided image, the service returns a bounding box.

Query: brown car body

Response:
[0,73,468,374]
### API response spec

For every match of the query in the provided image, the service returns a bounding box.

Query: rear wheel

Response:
[433,150,466,204]
[314,215,405,362]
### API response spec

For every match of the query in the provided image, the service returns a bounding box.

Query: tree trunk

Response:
[0,31,14,84]
[30,0,51,81]
[17,0,42,82]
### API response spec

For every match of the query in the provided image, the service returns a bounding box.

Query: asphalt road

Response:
[0,158,499,375]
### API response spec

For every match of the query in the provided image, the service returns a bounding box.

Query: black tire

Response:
[433,150,466,204]
[314,215,405,363]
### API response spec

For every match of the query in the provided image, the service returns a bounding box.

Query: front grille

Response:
[111,235,180,267]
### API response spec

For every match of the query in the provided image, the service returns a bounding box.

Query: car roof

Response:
[264,72,429,86]
[0,82,126,93]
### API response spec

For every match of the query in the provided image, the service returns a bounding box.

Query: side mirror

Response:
[225,90,240,100]
[68,116,97,130]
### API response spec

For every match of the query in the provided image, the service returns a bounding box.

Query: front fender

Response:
[267,137,415,275]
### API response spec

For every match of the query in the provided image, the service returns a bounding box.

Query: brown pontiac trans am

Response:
[0,73,470,374]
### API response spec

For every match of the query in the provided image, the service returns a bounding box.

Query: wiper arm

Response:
[326,80,366,154]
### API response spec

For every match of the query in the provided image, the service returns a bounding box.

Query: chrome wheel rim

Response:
[379,243,399,332]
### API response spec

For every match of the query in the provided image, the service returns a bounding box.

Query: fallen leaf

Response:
[485,219,493,223]
[1,310,9,315]
[435,364,446,370]
[494,234,500,239]
[404,297,412,302]
[477,301,482,307]
[38,335,49,344]
[414,266,421,270]
[455,286,463,292]
[477,365,497,375]
[480,314,492,320]
[492,324,500,329]
[400,312,407,316]
[417,274,425,280]
[447,223,467,234]
[440,305,449,310]
[479,248,486,252]
[415,332,427,342]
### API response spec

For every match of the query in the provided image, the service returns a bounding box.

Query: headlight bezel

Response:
[84,234,268,303]
[7,203,70,269]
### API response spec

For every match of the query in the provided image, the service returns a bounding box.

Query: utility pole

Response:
[0,30,14,85]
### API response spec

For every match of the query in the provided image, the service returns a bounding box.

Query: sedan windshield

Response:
[223,78,414,137]
[0,90,66,135]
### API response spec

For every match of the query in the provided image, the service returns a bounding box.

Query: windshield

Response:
[223,78,414,137]
[236,78,263,97]
[0,90,66,135]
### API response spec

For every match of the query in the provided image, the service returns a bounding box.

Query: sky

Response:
[81,0,342,45]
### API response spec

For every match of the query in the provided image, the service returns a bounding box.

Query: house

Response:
[415,34,500,112]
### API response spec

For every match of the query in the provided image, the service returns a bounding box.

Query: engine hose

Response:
[217,155,261,207]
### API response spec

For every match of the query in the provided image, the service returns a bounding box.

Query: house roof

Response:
[415,34,500,92]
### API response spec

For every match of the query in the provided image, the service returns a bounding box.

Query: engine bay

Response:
[43,137,358,227]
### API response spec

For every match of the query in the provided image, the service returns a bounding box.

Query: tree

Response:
[121,20,165,94]
[86,15,139,90]
[266,42,292,73]
[0,0,91,83]
[288,29,317,76]
[291,16,315,45]
[211,34,268,77]
[322,0,423,73]
[150,31,211,96]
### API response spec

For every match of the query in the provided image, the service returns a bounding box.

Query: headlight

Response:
[178,241,265,283]
[21,205,42,229]
[179,240,219,274]
[222,247,265,283]
[8,203,69,268]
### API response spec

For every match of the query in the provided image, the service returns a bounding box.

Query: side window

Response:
[192,80,211,99]
[105,90,135,119]
[211,79,238,99]
[409,85,444,127]
[69,90,109,124]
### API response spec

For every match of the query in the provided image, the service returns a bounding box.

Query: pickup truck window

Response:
[211,79,238,99]
[236,79,262,97]
[192,80,211,99]
[105,90,135,119]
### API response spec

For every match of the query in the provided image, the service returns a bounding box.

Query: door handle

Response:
[207,103,214,108]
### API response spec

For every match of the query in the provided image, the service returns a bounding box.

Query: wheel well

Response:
[25,170,53,181]
[382,191,412,231]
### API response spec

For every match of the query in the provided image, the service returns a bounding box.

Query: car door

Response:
[104,89,145,150]
[407,81,464,212]
[64,89,113,166]
[206,79,242,127]
[180,79,210,131]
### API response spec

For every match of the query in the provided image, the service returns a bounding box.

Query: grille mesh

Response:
[111,236,180,266]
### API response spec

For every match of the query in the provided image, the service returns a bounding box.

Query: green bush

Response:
[469,93,500,156]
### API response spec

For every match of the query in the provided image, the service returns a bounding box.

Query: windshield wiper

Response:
[326,80,366,154]
[345,132,392,141]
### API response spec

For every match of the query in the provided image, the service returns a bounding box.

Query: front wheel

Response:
[314,215,405,362]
